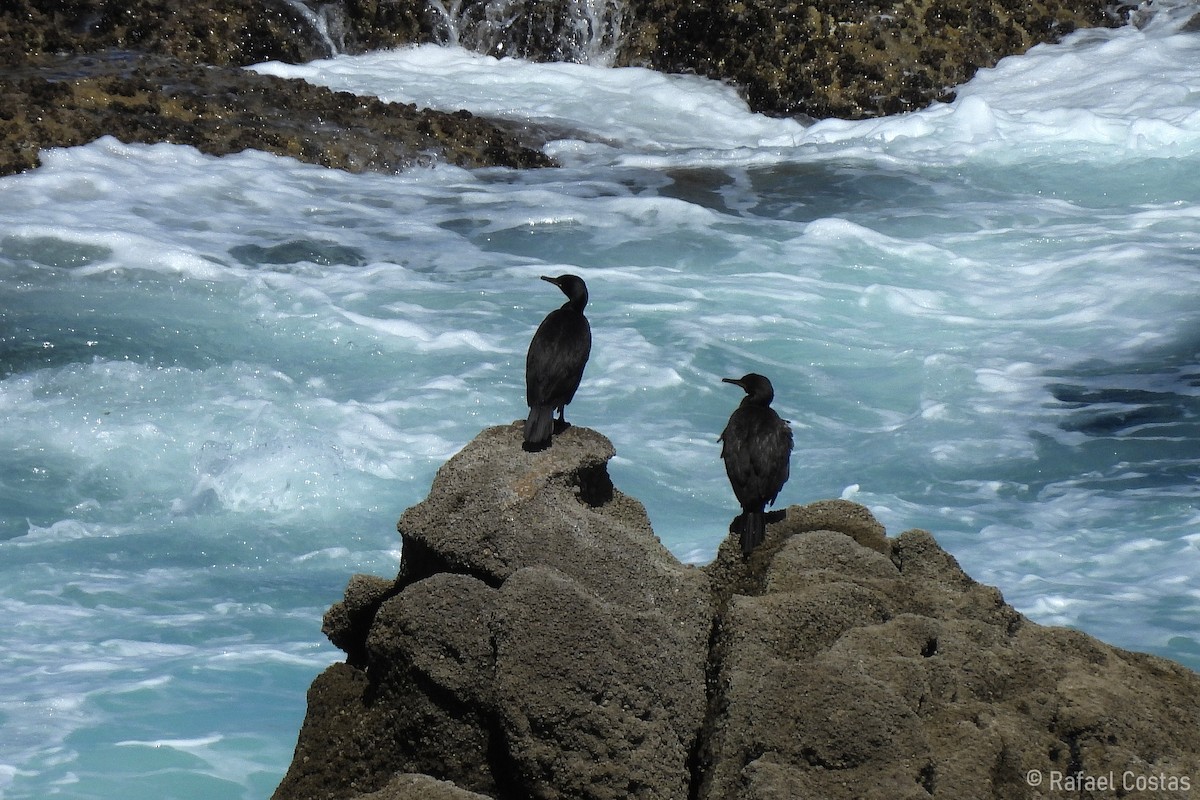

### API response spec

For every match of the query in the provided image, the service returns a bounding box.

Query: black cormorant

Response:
[719,373,793,554]
[523,274,591,452]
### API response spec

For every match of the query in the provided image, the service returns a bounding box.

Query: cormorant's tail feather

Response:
[523,405,554,452]
[738,511,766,556]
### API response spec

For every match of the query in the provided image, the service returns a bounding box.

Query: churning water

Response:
[4,3,1200,796]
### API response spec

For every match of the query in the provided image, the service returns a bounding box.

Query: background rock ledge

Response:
[0,0,555,176]
[2,0,1131,176]
[275,424,1200,800]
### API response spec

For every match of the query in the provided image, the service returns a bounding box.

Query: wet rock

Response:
[275,424,1200,800]
[0,0,331,66]
[0,1,553,176]
[0,0,1133,175]
[0,51,553,176]
[0,0,435,67]
[616,0,1122,118]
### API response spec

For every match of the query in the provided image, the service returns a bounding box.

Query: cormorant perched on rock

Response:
[719,373,793,555]
[523,274,591,452]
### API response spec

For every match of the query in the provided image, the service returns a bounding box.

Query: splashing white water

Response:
[4,5,1200,798]
[279,0,346,56]
[428,0,624,65]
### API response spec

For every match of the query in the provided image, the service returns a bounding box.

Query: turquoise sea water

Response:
[4,5,1200,796]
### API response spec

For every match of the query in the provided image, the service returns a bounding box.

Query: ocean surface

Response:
[4,3,1200,796]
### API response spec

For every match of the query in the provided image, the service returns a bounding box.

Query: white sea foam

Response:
[252,46,804,155]
[253,7,1200,168]
[4,8,1200,799]
[115,735,224,749]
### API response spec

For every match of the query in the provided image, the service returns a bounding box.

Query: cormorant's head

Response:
[541,274,588,311]
[722,373,775,405]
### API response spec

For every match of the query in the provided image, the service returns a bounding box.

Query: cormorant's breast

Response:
[526,306,591,407]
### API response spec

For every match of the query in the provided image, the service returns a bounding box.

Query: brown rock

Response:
[696,516,1200,799]
[0,2,553,177]
[396,423,709,634]
[0,0,1139,178]
[274,424,711,800]
[357,774,494,800]
[0,53,553,177]
[275,425,1200,800]
[1,0,1137,181]
[0,0,421,67]
[616,0,1122,118]
[492,565,705,799]
[322,573,397,666]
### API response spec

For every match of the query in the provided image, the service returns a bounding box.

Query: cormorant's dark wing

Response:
[720,406,792,509]
[757,410,792,506]
[525,309,591,407]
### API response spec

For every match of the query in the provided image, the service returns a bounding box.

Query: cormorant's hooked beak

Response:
[540,275,561,287]
[722,377,744,388]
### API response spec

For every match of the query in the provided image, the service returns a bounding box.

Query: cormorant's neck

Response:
[561,294,587,313]
[741,391,773,408]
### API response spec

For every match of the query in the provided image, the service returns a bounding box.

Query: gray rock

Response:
[397,424,713,638]
[357,773,494,800]
[275,425,1200,800]
[274,423,711,800]
[697,517,1200,800]
[322,573,396,665]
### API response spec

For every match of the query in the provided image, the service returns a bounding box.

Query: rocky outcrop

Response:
[616,0,1123,118]
[275,423,1200,800]
[3,0,1130,177]
[0,0,435,67]
[275,424,711,799]
[698,512,1200,799]
[0,0,553,176]
[0,51,553,176]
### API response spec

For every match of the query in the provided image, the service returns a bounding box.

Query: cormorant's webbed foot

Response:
[553,413,571,434]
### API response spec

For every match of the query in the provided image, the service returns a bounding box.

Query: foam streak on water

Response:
[4,5,1200,797]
